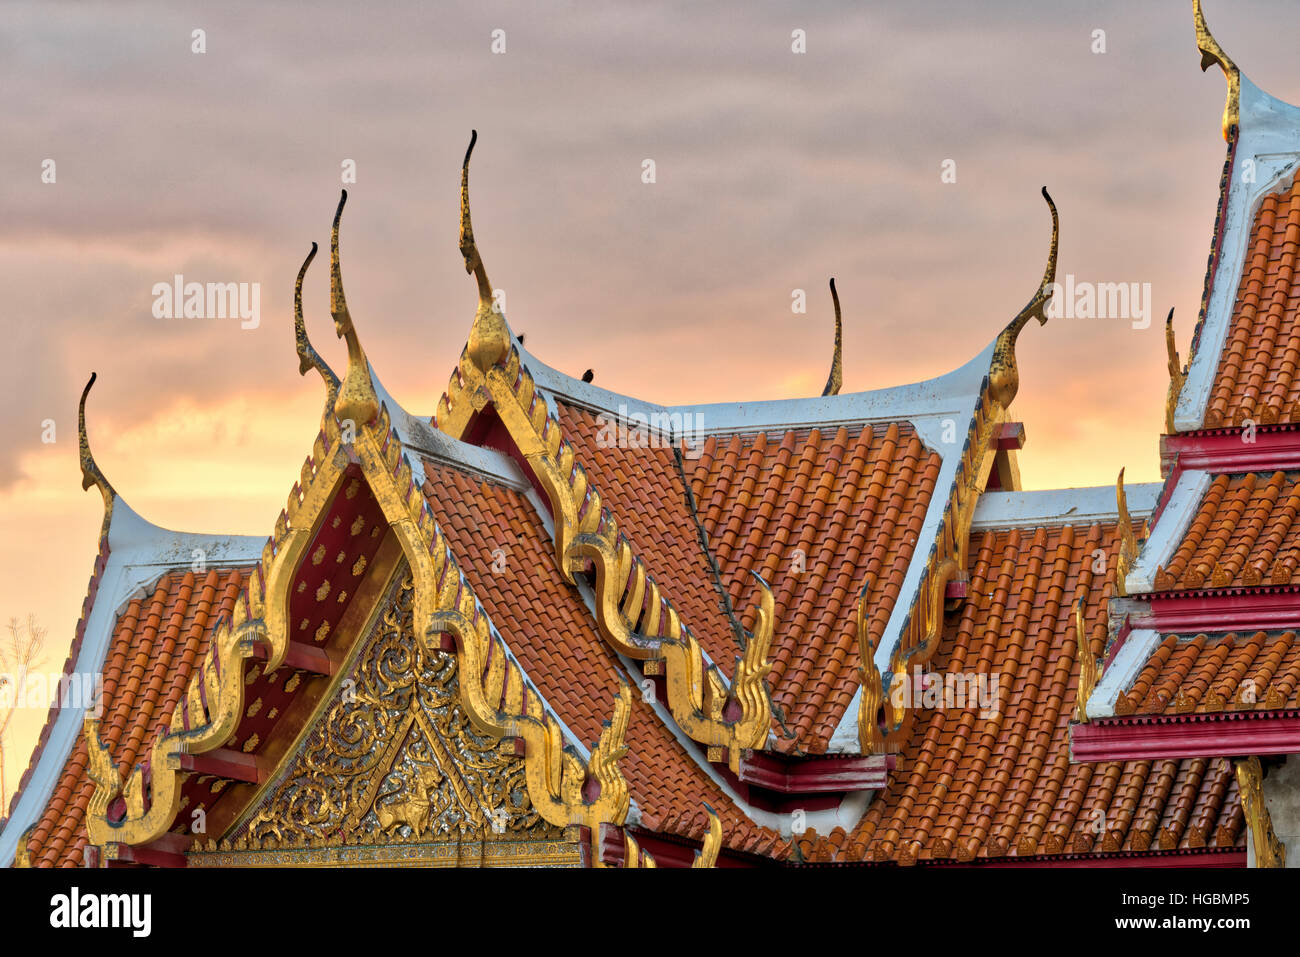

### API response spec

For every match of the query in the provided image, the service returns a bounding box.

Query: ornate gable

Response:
[192,565,577,867]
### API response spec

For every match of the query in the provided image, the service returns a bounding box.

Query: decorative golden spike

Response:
[821,277,843,396]
[1165,307,1185,435]
[1193,0,1241,142]
[11,825,35,868]
[691,804,723,868]
[329,190,379,428]
[988,187,1059,410]
[1115,467,1140,598]
[294,241,340,398]
[78,373,117,539]
[1234,756,1286,867]
[586,678,632,823]
[855,586,885,753]
[1074,598,1099,723]
[460,130,510,373]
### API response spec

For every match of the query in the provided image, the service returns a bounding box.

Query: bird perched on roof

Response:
[582,369,594,383]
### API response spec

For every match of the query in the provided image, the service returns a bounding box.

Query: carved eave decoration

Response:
[1194,0,1240,142]
[80,191,633,864]
[436,133,774,774]
[858,188,1059,753]
[1073,598,1100,724]
[1234,756,1285,868]
[1164,308,1186,435]
[1114,468,1141,598]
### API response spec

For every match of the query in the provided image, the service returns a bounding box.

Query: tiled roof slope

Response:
[559,403,942,754]
[689,424,939,753]
[1153,471,1300,589]
[795,523,1244,864]
[421,460,791,860]
[1115,630,1300,716]
[1205,177,1300,428]
[22,567,249,867]
[555,402,737,669]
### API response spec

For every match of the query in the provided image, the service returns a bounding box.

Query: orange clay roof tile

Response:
[1114,629,1300,716]
[421,460,792,859]
[21,567,249,868]
[559,403,941,755]
[1154,471,1300,590]
[796,523,1243,864]
[1206,177,1300,427]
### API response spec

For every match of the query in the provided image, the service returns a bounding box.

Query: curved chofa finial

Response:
[1164,307,1185,435]
[294,241,341,405]
[821,278,843,396]
[79,372,117,540]
[330,190,379,428]
[988,187,1059,411]
[1193,0,1240,141]
[1115,467,1140,597]
[460,130,511,374]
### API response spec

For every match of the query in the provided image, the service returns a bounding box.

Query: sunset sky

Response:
[2,0,1295,804]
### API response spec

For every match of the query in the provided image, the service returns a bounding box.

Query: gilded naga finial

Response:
[461,130,510,373]
[1164,307,1185,435]
[855,585,885,753]
[1115,467,1140,598]
[78,372,117,539]
[988,187,1059,410]
[294,241,340,401]
[1193,0,1240,141]
[821,277,843,397]
[1074,598,1099,723]
[330,190,379,428]
[691,804,723,868]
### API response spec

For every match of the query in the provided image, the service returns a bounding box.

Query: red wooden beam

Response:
[104,833,192,868]
[944,577,969,600]
[179,748,270,784]
[251,639,338,676]
[1070,711,1300,762]
[995,422,1026,451]
[1160,427,1300,476]
[1144,588,1300,633]
[736,751,889,793]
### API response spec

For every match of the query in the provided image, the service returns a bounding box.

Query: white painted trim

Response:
[971,483,1162,530]
[371,366,529,492]
[1086,628,1163,720]
[1175,75,1300,431]
[0,502,265,866]
[1125,470,1213,594]
[522,339,996,436]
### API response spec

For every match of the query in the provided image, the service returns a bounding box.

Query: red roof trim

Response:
[1071,709,1300,761]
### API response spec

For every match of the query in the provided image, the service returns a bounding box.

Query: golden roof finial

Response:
[1164,307,1185,434]
[1115,467,1140,597]
[989,187,1059,410]
[329,190,379,427]
[78,372,117,538]
[1074,597,1099,723]
[1193,0,1240,141]
[691,804,723,868]
[294,241,341,399]
[460,130,510,373]
[821,277,843,397]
